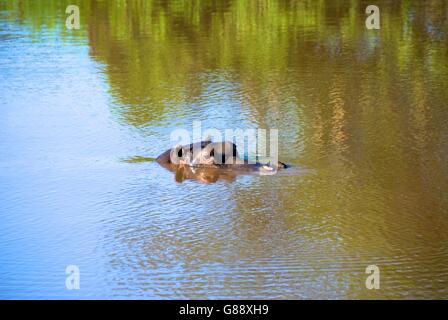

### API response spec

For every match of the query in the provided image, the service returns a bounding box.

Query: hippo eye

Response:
[177,148,183,158]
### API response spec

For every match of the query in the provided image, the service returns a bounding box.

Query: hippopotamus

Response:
[156,139,288,183]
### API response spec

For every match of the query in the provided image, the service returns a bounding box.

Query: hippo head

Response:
[190,141,239,166]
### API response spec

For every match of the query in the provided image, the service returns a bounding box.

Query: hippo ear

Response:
[170,144,184,164]
[231,143,238,157]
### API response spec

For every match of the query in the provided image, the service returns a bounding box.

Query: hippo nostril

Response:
[210,149,214,157]
[178,148,183,158]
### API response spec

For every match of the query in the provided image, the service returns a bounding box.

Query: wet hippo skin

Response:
[156,140,288,183]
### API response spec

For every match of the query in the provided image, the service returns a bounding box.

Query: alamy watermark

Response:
[365,5,380,30]
[169,121,279,167]
[65,4,381,31]
[59,2,384,293]
[65,5,80,30]
[65,265,80,290]
[365,265,380,290]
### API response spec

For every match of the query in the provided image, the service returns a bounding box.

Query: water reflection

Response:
[1,0,448,299]
[159,163,239,184]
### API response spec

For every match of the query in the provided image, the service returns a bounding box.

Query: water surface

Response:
[0,0,448,299]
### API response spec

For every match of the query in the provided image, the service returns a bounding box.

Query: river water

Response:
[0,0,447,299]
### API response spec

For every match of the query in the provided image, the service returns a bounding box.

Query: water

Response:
[0,0,447,299]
